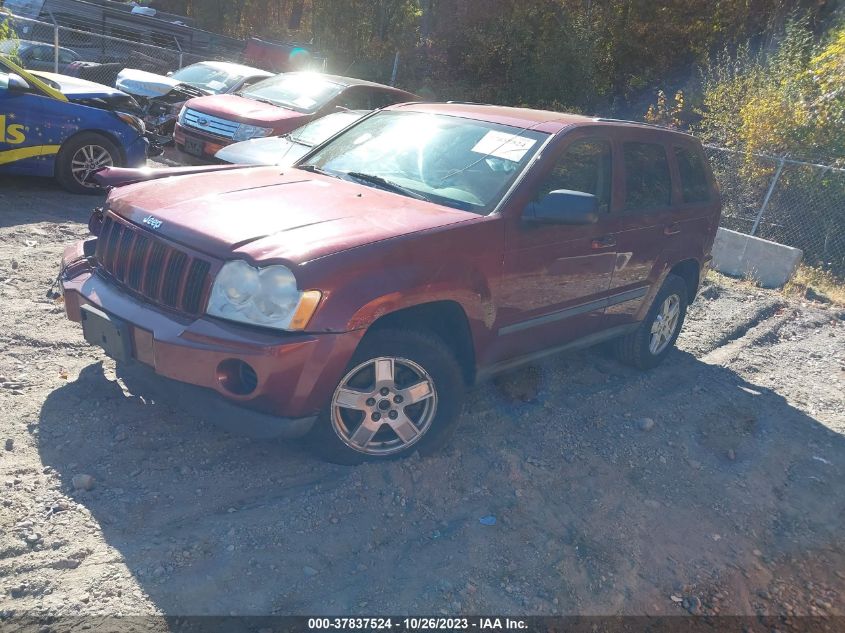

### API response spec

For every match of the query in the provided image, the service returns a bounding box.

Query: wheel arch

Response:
[364,300,477,385]
[54,129,127,176]
[669,258,701,301]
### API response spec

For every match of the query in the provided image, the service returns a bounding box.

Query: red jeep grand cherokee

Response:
[60,103,721,464]
[173,72,419,162]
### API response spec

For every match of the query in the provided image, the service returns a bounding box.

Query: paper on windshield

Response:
[471,131,537,162]
[206,80,227,91]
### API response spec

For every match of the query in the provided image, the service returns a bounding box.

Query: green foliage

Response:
[155,0,835,115]
[0,9,14,43]
[695,16,845,165]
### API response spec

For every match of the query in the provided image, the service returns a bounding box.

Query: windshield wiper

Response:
[298,164,334,176]
[287,135,310,147]
[246,96,282,107]
[345,172,430,202]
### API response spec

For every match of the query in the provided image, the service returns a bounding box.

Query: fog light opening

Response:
[216,359,258,396]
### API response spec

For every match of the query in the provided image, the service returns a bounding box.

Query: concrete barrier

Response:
[711,227,803,288]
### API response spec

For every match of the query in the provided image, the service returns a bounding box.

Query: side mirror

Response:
[524,189,599,225]
[166,71,173,76]
[7,73,31,92]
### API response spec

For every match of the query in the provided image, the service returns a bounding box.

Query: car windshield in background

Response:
[290,111,366,146]
[299,111,548,214]
[240,73,343,113]
[170,64,243,94]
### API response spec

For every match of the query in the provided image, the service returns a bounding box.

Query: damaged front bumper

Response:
[59,241,362,439]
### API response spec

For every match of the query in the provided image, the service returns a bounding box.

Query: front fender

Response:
[301,217,504,354]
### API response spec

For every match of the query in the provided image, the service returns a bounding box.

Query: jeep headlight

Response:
[177,105,187,124]
[206,260,321,331]
[233,123,273,141]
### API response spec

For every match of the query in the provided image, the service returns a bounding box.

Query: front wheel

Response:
[55,132,122,194]
[307,329,465,465]
[614,274,688,370]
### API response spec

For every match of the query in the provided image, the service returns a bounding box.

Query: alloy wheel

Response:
[649,293,681,355]
[71,145,114,188]
[330,356,438,456]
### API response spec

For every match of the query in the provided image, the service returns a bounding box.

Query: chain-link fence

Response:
[2,12,243,86]
[705,146,845,276]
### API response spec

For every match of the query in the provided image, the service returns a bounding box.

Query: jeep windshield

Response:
[297,111,548,214]
[239,73,343,113]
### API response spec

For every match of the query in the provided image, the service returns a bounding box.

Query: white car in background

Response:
[215,109,369,166]
[116,61,272,133]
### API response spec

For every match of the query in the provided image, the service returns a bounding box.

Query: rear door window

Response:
[675,145,711,203]
[623,142,672,211]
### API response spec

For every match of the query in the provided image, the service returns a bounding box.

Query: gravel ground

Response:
[0,171,843,618]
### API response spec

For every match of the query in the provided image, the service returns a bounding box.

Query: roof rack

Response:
[592,117,694,135]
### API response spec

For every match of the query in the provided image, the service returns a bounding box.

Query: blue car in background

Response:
[0,55,153,193]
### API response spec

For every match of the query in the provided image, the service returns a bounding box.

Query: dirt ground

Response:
[0,171,843,618]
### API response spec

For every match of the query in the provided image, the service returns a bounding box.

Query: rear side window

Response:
[371,89,405,108]
[623,142,671,211]
[675,146,711,203]
[537,138,612,213]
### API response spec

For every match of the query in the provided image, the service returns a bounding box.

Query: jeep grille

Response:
[95,214,213,316]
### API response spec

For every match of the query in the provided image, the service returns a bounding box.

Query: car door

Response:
[493,131,617,362]
[603,132,680,326]
[0,70,44,176]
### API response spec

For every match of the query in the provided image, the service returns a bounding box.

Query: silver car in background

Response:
[214,109,369,166]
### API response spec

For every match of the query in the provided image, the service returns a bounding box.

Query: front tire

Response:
[614,274,688,370]
[307,329,465,465]
[55,132,122,194]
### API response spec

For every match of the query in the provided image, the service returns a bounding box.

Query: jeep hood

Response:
[106,166,473,264]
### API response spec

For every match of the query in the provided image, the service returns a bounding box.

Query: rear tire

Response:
[55,132,122,195]
[614,274,688,370]
[307,328,465,465]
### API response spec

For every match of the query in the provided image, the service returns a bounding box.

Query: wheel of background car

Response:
[614,273,689,370]
[307,328,465,465]
[55,132,123,195]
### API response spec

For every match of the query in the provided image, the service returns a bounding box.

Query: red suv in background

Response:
[173,72,419,161]
[61,104,721,464]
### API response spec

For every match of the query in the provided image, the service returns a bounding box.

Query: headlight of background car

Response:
[233,123,273,141]
[115,111,145,135]
[206,260,321,331]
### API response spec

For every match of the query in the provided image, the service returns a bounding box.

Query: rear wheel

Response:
[56,132,122,194]
[614,274,688,370]
[307,329,465,465]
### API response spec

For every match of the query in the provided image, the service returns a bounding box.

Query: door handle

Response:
[591,235,616,250]
[664,223,681,236]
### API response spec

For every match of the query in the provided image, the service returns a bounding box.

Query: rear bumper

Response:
[60,242,363,436]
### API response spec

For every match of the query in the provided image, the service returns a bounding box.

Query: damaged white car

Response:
[115,61,272,134]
